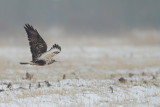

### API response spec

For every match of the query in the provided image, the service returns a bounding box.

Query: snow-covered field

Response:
[0,35,160,106]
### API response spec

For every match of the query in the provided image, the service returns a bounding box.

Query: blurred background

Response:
[0,0,160,45]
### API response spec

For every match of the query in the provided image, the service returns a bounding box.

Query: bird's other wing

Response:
[24,24,47,62]
[39,44,61,60]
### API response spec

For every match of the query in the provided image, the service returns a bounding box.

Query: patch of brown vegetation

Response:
[119,77,127,83]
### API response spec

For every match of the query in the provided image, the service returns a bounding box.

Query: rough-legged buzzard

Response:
[20,24,61,66]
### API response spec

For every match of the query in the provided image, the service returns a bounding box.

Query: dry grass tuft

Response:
[129,73,134,77]
[119,77,127,83]
[0,89,4,92]
[37,82,41,88]
[44,81,52,87]
[22,72,33,80]
[109,86,113,93]
[63,74,66,79]
[7,82,12,89]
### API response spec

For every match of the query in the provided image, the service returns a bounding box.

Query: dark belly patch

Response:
[35,60,46,66]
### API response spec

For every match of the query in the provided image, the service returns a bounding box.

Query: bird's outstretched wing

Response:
[39,44,61,61]
[24,24,47,62]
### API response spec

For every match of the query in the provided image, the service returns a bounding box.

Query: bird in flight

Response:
[20,24,61,66]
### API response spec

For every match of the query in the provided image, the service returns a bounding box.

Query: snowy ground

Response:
[0,36,160,106]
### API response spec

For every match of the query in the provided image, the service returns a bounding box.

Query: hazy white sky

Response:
[0,0,160,35]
